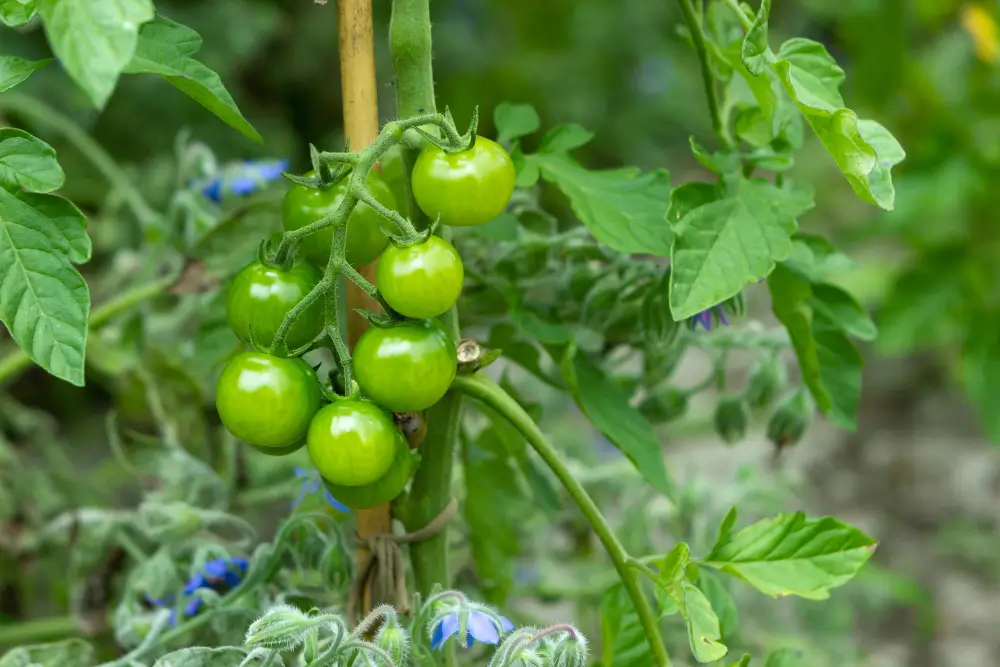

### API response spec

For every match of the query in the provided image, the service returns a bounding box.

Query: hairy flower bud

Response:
[375,614,409,665]
[766,389,813,448]
[744,355,786,413]
[713,395,750,445]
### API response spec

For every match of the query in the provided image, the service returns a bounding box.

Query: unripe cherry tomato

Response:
[411,136,515,227]
[353,320,457,412]
[216,352,321,452]
[282,171,397,267]
[322,430,414,509]
[226,260,323,351]
[307,399,399,486]
[377,236,464,319]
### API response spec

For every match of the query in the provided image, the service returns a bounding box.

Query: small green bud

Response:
[548,628,589,667]
[375,615,409,665]
[639,387,689,424]
[766,389,813,448]
[245,604,320,650]
[713,396,750,445]
[744,355,786,413]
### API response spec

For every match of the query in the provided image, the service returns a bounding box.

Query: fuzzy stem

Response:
[677,0,733,150]
[452,373,672,667]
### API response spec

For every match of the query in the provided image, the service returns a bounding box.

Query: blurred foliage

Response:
[0,0,997,665]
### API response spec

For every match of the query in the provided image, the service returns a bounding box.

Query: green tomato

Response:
[282,171,397,267]
[377,236,464,319]
[322,431,414,509]
[216,352,321,451]
[307,399,399,486]
[226,260,323,351]
[411,136,515,227]
[353,320,457,412]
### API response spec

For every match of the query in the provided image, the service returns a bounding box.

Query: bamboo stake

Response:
[336,0,390,613]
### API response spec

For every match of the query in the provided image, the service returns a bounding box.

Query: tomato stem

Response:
[676,0,734,150]
[451,373,673,667]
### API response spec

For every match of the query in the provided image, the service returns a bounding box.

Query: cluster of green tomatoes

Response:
[214,135,515,509]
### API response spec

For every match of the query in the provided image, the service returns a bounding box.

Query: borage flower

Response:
[292,466,350,513]
[689,304,729,331]
[148,556,249,625]
[431,609,515,650]
[199,158,290,203]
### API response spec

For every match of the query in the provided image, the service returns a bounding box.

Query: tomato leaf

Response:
[698,571,739,640]
[767,265,866,429]
[600,584,657,667]
[124,14,262,144]
[0,183,91,387]
[494,102,540,143]
[669,178,808,320]
[770,38,904,210]
[741,0,773,75]
[36,0,155,108]
[0,129,64,194]
[532,153,672,256]
[0,0,36,27]
[703,511,877,600]
[538,124,596,154]
[0,56,51,92]
[560,346,677,502]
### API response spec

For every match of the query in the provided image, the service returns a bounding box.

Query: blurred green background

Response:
[1,1,1000,666]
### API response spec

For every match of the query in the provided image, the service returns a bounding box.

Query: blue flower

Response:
[198,158,290,202]
[431,610,515,650]
[292,466,350,513]
[148,556,249,625]
[690,304,729,331]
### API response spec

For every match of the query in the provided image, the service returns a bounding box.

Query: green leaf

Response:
[657,542,691,584]
[679,581,729,663]
[765,649,805,667]
[561,347,676,501]
[669,179,801,320]
[494,102,540,142]
[698,571,739,639]
[730,655,752,667]
[741,0,772,75]
[665,182,717,224]
[462,419,528,604]
[532,153,672,256]
[809,283,876,342]
[124,15,262,143]
[37,0,155,108]
[0,0,34,27]
[770,38,904,210]
[767,265,865,429]
[0,56,51,92]
[0,129,64,193]
[0,639,95,667]
[689,137,741,185]
[703,511,877,600]
[0,186,90,386]
[538,123,595,154]
[152,647,249,667]
[600,584,656,667]
[14,191,91,264]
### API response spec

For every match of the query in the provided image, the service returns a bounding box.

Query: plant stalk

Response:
[452,373,672,667]
[390,0,464,599]
[677,0,733,150]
